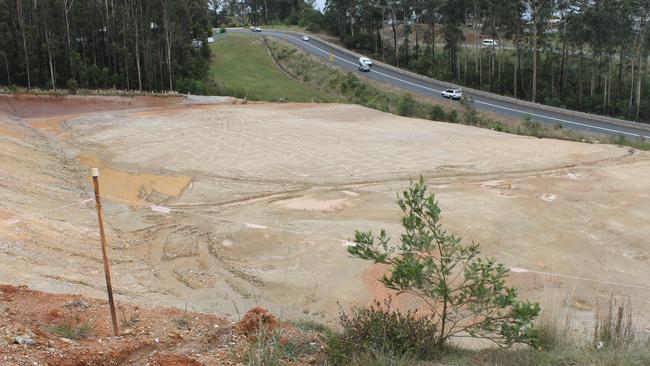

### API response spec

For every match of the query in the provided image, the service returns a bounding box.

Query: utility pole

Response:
[91,168,119,337]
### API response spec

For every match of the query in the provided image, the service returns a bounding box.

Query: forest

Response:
[0,0,212,93]
[213,0,650,123]
[2,0,650,123]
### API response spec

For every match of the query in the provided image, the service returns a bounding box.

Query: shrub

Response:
[176,78,207,95]
[336,297,438,360]
[348,178,540,350]
[66,79,78,94]
[445,109,459,123]
[49,321,92,340]
[461,97,480,126]
[593,296,636,349]
[396,94,417,117]
[428,105,446,121]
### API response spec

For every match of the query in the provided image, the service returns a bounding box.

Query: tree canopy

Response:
[0,0,212,92]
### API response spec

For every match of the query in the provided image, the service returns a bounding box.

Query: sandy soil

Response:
[1,94,649,332]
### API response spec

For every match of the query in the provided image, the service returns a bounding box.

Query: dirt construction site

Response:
[1,93,650,332]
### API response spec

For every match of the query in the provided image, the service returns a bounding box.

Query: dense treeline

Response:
[210,0,325,31]
[321,0,650,123]
[0,0,212,93]
[218,0,650,123]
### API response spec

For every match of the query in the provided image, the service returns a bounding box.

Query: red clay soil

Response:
[0,94,184,119]
[0,285,322,365]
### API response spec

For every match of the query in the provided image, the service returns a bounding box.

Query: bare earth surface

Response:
[0,284,321,365]
[1,94,649,335]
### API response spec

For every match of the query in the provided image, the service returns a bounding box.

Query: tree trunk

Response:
[607,57,612,114]
[430,12,435,67]
[415,21,419,60]
[636,54,643,121]
[133,0,142,91]
[391,18,398,66]
[532,4,538,103]
[617,44,624,100]
[1,52,11,85]
[17,0,31,88]
[64,0,74,67]
[629,57,635,116]
[559,19,567,97]
[45,30,56,89]
[381,9,386,62]
[163,1,173,91]
[513,18,519,98]
[590,62,596,98]
[403,10,409,63]
[603,58,609,114]
[578,51,583,107]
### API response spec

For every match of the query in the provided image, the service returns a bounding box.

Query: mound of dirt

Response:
[237,306,281,337]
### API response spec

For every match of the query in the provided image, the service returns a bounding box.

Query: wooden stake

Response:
[91,168,120,336]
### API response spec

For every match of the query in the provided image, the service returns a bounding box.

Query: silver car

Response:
[441,89,463,100]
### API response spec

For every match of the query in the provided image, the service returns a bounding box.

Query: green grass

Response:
[48,321,93,340]
[264,24,307,32]
[338,345,650,366]
[210,33,335,102]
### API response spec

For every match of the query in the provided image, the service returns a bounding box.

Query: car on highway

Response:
[359,57,373,67]
[481,39,497,47]
[251,27,262,32]
[358,63,371,72]
[441,89,463,100]
[301,35,310,41]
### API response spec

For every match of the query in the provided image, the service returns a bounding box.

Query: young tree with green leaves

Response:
[348,177,540,349]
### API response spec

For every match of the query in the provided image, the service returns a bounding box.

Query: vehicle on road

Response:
[481,39,498,47]
[358,63,371,72]
[251,27,262,32]
[301,35,310,41]
[441,89,463,100]
[359,57,373,67]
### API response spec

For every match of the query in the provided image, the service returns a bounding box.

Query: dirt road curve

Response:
[1,94,649,329]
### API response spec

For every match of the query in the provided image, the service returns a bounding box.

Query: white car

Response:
[359,57,373,67]
[252,27,262,32]
[481,39,497,47]
[301,35,310,41]
[441,89,463,100]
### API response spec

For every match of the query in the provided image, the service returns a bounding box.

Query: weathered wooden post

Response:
[91,168,119,336]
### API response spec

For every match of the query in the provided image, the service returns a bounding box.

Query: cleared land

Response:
[210,33,335,102]
[1,94,649,336]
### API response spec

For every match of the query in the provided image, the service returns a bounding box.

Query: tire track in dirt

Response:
[166,149,641,212]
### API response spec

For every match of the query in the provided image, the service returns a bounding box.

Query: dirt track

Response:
[1,94,649,330]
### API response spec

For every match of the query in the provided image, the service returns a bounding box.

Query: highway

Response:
[228,28,650,139]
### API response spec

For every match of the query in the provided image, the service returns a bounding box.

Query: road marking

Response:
[268,31,650,139]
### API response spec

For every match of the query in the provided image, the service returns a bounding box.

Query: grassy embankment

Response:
[209,33,335,102]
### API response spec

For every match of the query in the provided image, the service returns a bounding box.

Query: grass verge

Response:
[209,33,335,102]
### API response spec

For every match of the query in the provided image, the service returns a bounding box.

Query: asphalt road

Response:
[228,28,650,139]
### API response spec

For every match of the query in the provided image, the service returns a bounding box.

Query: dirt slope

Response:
[1,94,649,334]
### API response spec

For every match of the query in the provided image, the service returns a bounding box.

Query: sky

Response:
[314,0,325,11]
